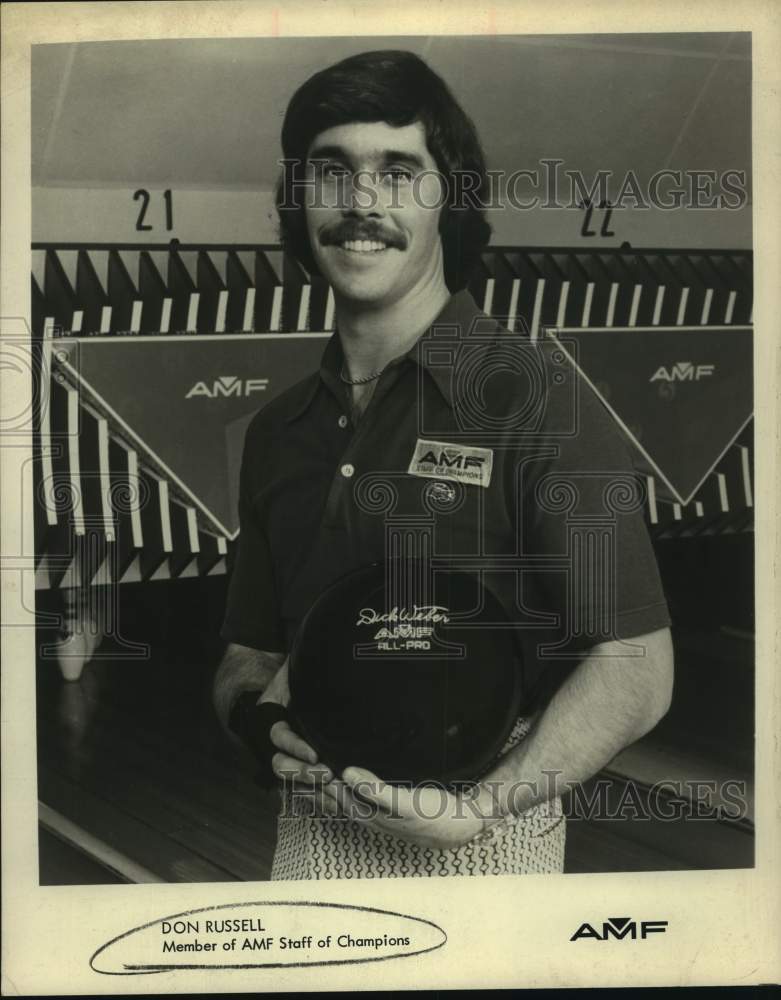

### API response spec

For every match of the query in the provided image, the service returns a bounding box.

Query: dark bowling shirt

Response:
[221,289,671,710]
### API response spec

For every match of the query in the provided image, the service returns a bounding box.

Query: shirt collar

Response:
[284,288,483,422]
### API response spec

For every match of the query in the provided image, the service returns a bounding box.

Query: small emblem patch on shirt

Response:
[407,438,493,488]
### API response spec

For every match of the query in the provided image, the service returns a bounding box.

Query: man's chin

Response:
[326,275,400,307]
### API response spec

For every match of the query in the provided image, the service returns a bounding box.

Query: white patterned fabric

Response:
[270,717,566,880]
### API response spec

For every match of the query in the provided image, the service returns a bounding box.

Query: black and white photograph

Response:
[2,1,779,993]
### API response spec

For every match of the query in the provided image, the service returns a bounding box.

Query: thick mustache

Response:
[320,223,406,250]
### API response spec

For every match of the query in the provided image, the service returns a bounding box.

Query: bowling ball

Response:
[287,562,524,786]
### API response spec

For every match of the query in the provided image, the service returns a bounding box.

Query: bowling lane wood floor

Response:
[36,575,753,884]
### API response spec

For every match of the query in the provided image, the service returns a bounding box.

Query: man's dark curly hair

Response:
[276,50,492,292]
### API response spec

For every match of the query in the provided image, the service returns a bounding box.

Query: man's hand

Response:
[269,720,335,787]
[319,767,500,849]
[268,729,496,846]
[264,661,336,790]
[262,661,502,847]
[213,643,286,761]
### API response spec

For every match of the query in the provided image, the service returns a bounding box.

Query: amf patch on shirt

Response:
[407,437,494,488]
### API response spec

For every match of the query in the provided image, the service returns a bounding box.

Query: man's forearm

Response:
[482,628,674,818]
[212,642,286,737]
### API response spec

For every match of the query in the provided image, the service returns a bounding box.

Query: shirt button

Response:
[338,415,349,428]
[340,463,355,478]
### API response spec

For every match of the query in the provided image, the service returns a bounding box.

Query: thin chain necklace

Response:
[339,363,387,386]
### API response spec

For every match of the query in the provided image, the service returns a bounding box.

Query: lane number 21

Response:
[134,189,174,232]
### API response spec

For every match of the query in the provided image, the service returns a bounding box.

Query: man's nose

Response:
[345,170,383,216]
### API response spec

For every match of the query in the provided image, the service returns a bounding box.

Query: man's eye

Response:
[318,163,350,179]
[382,168,413,183]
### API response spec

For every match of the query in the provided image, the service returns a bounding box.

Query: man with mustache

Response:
[213,50,673,878]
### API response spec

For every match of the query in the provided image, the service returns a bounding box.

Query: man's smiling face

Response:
[304,120,446,307]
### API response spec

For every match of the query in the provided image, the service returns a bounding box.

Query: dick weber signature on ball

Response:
[356,605,451,626]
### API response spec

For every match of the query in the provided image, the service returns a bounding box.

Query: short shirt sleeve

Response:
[220,418,287,654]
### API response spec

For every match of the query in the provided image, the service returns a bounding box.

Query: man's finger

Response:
[271,751,333,784]
[270,721,318,764]
[341,766,399,811]
[322,778,382,822]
